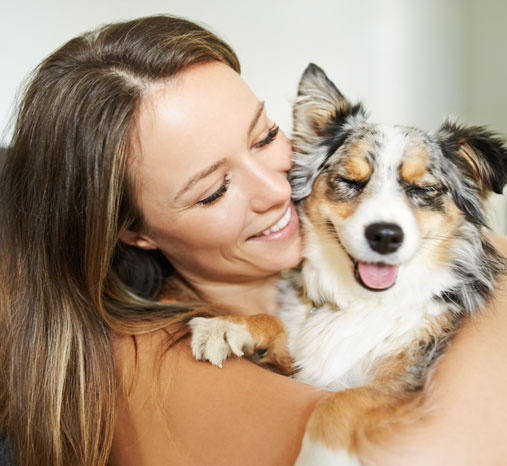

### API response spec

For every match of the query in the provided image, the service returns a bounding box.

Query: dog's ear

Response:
[290,65,366,201]
[293,63,362,141]
[437,121,507,196]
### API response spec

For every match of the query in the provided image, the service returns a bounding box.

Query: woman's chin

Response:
[249,234,303,275]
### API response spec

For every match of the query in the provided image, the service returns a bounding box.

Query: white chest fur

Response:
[275,220,460,391]
[276,271,451,391]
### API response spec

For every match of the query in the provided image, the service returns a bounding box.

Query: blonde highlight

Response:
[0,15,238,466]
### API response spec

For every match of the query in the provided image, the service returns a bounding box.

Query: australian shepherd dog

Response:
[190,64,507,465]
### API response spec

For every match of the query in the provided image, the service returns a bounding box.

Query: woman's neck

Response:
[168,272,281,316]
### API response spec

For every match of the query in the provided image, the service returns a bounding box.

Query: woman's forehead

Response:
[131,62,261,198]
[140,62,255,131]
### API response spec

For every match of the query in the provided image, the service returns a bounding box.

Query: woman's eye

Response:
[197,176,231,206]
[253,123,279,149]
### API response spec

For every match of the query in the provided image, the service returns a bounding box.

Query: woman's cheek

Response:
[201,207,246,245]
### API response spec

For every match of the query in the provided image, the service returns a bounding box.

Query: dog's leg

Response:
[295,383,425,466]
[189,314,293,375]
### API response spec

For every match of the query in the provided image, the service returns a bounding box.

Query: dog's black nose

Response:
[365,223,404,254]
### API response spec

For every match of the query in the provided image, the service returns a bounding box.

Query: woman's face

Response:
[126,62,302,285]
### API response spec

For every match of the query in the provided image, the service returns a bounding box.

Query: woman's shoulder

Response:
[109,328,326,466]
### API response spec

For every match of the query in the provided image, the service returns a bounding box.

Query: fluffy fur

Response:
[190,64,507,465]
[281,64,506,391]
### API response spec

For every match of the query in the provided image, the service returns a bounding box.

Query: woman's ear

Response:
[119,229,159,250]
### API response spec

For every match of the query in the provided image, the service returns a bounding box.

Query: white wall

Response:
[1,0,505,231]
[1,0,467,138]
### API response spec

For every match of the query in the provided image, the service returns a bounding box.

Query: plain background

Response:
[1,0,506,231]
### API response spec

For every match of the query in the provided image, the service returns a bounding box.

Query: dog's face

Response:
[291,64,507,295]
[302,125,451,292]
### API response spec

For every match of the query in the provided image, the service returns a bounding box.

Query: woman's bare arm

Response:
[109,332,327,466]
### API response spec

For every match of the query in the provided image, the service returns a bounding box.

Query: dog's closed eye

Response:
[404,184,446,209]
[327,175,368,198]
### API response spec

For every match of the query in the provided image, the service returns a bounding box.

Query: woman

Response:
[0,15,506,466]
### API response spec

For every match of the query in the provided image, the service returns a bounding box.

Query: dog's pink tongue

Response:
[357,262,398,290]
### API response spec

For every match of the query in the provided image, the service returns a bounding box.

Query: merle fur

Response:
[290,64,368,201]
[291,63,507,317]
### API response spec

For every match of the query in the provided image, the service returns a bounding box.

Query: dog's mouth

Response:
[325,220,399,291]
[354,260,399,291]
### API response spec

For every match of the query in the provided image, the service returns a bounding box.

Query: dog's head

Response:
[291,64,506,301]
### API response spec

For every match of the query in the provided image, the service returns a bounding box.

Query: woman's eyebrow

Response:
[176,102,266,199]
[176,158,226,199]
[248,101,265,136]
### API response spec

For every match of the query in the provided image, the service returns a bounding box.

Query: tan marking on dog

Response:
[329,196,357,220]
[305,379,425,456]
[302,176,358,283]
[432,201,464,265]
[458,143,491,195]
[305,108,334,134]
[219,314,293,375]
[345,156,371,181]
[421,312,457,341]
[459,143,481,177]
[345,141,373,180]
[400,146,430,184]
[307,141,371,223]
[407,187,464,270]
[413,199,463,267]
[307,176,357,222]
[372,352,417,389]
[299,187,357,291]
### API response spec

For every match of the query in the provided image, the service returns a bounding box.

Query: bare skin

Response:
[109,334,326,466]
[186,272,282,316]
[110,237,507,466]
[372,238,507,465]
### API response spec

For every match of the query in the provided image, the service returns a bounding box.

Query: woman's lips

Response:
[248,203,299,242]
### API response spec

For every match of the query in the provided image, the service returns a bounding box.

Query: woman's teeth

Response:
[261,207,291,236]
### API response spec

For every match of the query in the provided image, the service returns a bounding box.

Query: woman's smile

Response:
[248,202,299,242]
[123,61,303,284]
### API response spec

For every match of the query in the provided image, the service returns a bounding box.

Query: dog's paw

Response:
[188,317,254,368]
[294,434,361,466]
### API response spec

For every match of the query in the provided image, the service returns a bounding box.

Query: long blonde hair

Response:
[0,15,239,466]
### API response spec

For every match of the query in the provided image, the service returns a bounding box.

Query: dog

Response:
[189,64,507,465]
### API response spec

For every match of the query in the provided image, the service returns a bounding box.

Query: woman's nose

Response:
[247,162,292,213]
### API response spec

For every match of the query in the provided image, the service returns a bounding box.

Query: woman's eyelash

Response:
[195,123,278,206]
[197,176,231,206]
[254,123,279,149]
